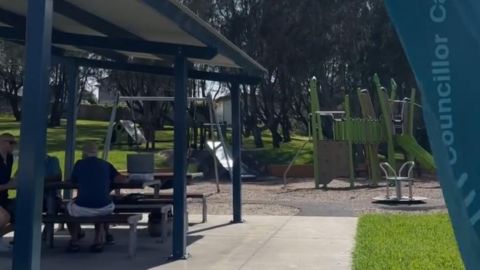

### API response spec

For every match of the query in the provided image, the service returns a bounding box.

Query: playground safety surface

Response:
[186,177,446,217]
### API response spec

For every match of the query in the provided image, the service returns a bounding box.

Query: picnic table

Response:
[43,172,203,247]
[118,171,203,194]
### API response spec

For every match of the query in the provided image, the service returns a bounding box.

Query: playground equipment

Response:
[103,94,233,192]
[373,161,427,203]
[204,96,256,180]
[206,141,256,179]
[110,120,147,146]
[285,74,435,189]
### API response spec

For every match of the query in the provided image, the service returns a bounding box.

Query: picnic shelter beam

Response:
[66,57,262,85]
[0,26,218,60]
[0,7,127,61]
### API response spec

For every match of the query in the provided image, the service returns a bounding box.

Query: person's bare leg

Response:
[0,207,11,237]
[0,208,11,251]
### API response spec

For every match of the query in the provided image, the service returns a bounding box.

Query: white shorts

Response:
[66,201,115,217]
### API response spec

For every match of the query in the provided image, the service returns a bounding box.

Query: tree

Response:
[0,41,24,121]
[48,64,67,127]
[181,0,419,148]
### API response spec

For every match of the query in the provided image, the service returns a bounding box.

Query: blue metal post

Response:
[231,82,243,223]
[13,0,53,269]
[172,53,188,259]
[64,61,78,192]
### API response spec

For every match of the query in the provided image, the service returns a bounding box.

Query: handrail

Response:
[283,139,310,188]
[399,161,415,178]
[379,162,397,179]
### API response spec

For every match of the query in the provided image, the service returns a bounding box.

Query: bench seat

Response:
[43,214,142,258]
[114,203,173,242]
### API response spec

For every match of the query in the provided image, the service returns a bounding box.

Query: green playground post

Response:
[357,88,381,185]
[310,77,323,188]
[374,74,396,170]
[344,95,355,188]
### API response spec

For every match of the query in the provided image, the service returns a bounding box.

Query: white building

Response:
[215,94,231,125]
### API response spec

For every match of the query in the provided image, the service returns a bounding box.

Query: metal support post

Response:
[64,61,78,195]
[172,53,188,259]
[13,0,53,269]
[231,82,242,223]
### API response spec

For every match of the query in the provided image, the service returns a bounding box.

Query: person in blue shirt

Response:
[45,155,62,183]
[41,155,63,211]
[66,142,126,253]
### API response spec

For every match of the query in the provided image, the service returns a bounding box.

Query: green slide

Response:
[395,135,436,171]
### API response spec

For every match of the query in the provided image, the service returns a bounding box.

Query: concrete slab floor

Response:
[0,215,358,270]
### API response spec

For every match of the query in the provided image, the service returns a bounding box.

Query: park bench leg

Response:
[128,224,136,258]
[128,223,137,258]
[46,223,54,248]
[160,208,167,243]
[127,215,141,258]
[45,190,60,248]
[202,197,207,223]
[160,205,173,243]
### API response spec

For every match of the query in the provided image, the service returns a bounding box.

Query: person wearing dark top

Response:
[0,153,63,248]
[0,133,15,251]
[66,142,126,253]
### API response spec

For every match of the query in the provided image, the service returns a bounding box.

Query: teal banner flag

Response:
[384,1,480,269]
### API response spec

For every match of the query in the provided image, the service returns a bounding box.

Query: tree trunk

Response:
[192,125,199,150]
[253,126,264,148]
[49,70,67,128]
[268,120,282,148]
[200,126,206,150]
[49,96,62,127]
[281,117,291,142]
[270,129,282,148]
[150,130,156,150]
[9,96,21,121]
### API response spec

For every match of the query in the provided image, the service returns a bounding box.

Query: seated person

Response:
[42,154,62,209]
[0,133,15,252]
[0,151,63,248]
[66,142,126,253]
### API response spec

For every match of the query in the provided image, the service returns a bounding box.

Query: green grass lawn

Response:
[353,214,464,270]
[0,116,140,171]
[243,134,314,165]
[0,115,412,172]
[0,115,316,168]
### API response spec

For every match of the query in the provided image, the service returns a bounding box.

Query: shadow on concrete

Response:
[188,222,234,235]
[0,226,205,270]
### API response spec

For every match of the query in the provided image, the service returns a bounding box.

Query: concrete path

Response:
[0,215,358,270]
